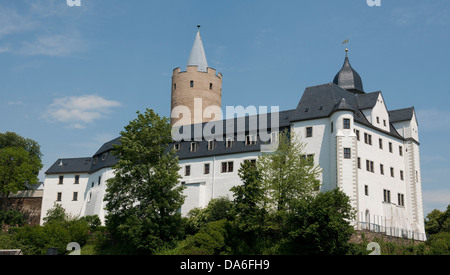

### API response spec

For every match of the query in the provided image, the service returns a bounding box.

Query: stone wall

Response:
[3,190,43,227]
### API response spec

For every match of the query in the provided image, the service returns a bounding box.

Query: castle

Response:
[40,28,427,240]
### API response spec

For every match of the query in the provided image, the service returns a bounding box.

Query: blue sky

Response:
[0,0,449,214]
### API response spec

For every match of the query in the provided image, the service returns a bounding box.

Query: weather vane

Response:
[342,39,349,55]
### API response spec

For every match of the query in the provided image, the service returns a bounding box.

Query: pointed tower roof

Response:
[333,49,364,94]
[187,26,208,72]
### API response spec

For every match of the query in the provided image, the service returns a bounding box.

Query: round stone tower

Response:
[171,27,222,126]
[171,26,222,126]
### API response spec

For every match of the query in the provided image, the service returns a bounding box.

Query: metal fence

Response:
[357,221,427,241]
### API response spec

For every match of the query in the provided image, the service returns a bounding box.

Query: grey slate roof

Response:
[46,157,92,175]
[389,107,416,124]
[333,55,364,94]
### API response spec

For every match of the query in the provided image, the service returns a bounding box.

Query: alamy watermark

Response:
[67,0,81,7]
[171,98,280,152]
[367,0,381,7]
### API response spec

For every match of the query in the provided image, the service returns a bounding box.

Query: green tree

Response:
[425,205,450,235]
[104,109,185,254]
[257,130,321,213]
[282,189,356,255]
[0,132,43,211]
[230,160,267,253]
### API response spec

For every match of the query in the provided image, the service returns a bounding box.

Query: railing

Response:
[357,221,427,241]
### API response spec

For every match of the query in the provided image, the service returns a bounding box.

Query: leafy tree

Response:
[104,109,185,254]
[0,132,43,211]
[185,197,234,234]
[425,205,450,235]
[256,130,321,213]
[230,160,267,253]
[282,189,356,255]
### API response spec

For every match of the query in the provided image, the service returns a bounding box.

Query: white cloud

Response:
[43,95,121,129]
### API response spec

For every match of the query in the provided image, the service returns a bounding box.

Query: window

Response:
[300,154,315,166]
[75,175,80,184]
[204,163,210,175]
[58,175,64,185]
[245,135,256,146]
[383,119,387,127]
[244,159,257,166]
[226,138,233,148]
[271,132,279,144]
[400,170,404,181]
[208,140,216,150]
[102,152,108,161]
[73,192,78,201]
[57,192,62,202]
[390,167,394,178]
[190,80,194,88]
[343,118,350,129]
[173,143,181,151]
[355,130,360,141]
[93,157,98,165]
[380,164,384,175]
[221,162,233,173]
[210,83,213,90]
[306,127,313,138]
[399,146,403,156]
[364,133,372,145]
[173,83,176,90]
[383,189,391,203]
[190,142,198,152]
[358,157,361,169]
[379,138,383,149]
[98,176,101,185]
[91,182,94,188]
[376,116,380,124]
[398,193,405,206]
[185,165,191,176]
[389,142,393,153]
[344,148,351,159]
[365,185,369,196]
[331,122,334,133]
[366,160,374,173]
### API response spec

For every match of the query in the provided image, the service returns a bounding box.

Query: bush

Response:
[0,210,25,227]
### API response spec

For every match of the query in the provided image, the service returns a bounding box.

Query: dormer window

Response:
[190,142,198,152]
[245,135,257,146]
[102,152,108,161]
[226,138,233,148]
[208,140,216,150]
[173,143,181,151]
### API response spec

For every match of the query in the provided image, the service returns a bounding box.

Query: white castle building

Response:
[40,29,426,240]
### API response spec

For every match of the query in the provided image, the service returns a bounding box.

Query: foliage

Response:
[166,219,229,255]
[104,109,185,254]
[1,204,92,255]
[256,130,321,213]
[281,189,356,255]
[425,205,450,235]
[0,132,43,211]
[185,197,234,234]
[0,209,25,226]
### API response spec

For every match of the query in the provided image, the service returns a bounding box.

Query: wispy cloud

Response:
[416,109,450,132]
[423,189,450,212]
[0,2,88,57]
[18,32,87,57]
[42,95,121,129]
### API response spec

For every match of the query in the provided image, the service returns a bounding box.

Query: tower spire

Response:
[187,26,208,72]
